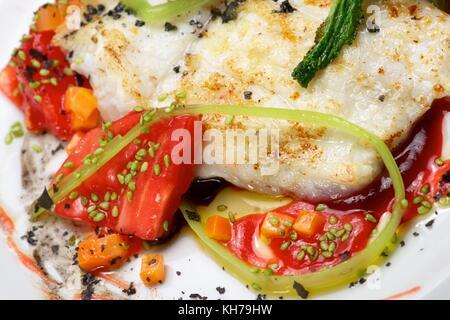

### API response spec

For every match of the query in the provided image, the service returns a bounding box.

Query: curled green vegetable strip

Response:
[177,105,405,297]
[44,104,405,297]
[292,0,363,88]
[121,0,212,23]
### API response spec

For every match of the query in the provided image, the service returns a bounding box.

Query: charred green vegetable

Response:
[292,0,363,88]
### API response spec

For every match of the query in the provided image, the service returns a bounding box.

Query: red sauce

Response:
[226,98,450,275]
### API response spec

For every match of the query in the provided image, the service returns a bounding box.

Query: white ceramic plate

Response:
[1,0,450,300]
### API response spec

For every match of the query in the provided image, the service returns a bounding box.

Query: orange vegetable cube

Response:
[293,211,326,238]
[64,87,100,131]
[140,254,165,286]
[78,234,130,272]
[35,4,65,32]
[260,212,294,239]
[205,215,232,242]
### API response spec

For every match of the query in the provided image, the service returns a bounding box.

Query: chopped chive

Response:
[69,191,78,200]
[99,202,110,210]
[111,192,118,201]
[280,241,291,251]
[164,154,171,168]
[283,220,293,228]
[421,201,432,209]
[29,81,40,89]
[290,231,298,241]
[75,172,82,179]
[93,148,104,155]
[401,199,409,208]
[31,59,41,68]
[269,217,280,226]
[112,206,119,217]
[56,173,64,183]
[153,164,161,176]
[93,213,106,222]
[417,206,430,215]
[421,184,430,194]
[140,162,149,173]
[435,158,444,166]
[325,231,336,241]
[18,50,26,61]
[328,242,336,252]
[228,212,236,223]
[341,232,350,242]
[80,196,88,206]
[31,144,43,153]
[365,213,377,223]
[63,162,74,168]
[157,93,168,102]
[413,196,424,205]
[39,69,50,76]
[296,250,305,261]
[128,181,136,191]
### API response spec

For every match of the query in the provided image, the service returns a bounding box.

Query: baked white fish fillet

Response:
[55,0,450,200]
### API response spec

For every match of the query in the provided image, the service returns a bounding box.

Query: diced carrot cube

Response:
[140,254,165,286]
[65,87,100,131]
[293,211,326,238]
[205,215,232,242]
[260,212,294,239]
[78,234,130,272]
[35,4,65,32]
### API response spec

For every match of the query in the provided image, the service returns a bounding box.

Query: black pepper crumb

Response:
[256,294,266,300]
[135,20,145,27]
[189,293,208,300]
[216,287,225,294]
[378,95,386,102]
[51,245,59,255]
[173,65,181,73]
[176,271,181,276]
[164,22,178,32]
[243,91,253,100]
[400,240,405,247]
[359,278,367,284]
[425,219,435,228]
[122,282,137,296]
[293,281,309,299]
[81,273,100,300]
[413,232,420,237]
[274,0,297,13]
[386,262,391,267]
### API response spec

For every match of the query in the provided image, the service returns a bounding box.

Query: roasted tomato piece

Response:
[0,64,24,108]
[11,31,90,140]
[53,111,197,240]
